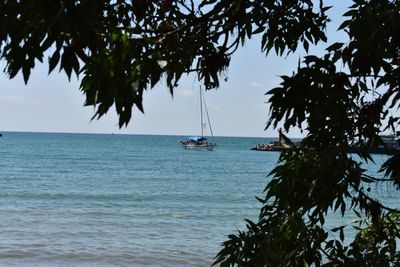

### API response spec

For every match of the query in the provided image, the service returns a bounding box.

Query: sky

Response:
[0,1,348,138]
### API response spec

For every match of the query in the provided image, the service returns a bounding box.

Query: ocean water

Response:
[0,132,395,266]
[0,132,275,266]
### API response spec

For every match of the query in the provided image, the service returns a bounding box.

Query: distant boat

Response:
[251,129,299,151]
[350,134,400,155]
[180,87,216,150]
[251,130,400,155]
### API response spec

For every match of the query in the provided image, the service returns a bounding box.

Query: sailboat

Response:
[180,87,217,150]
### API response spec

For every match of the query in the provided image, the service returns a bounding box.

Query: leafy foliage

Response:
[2,0,400,266]
[0,0,328,127]
[214,0,400,266]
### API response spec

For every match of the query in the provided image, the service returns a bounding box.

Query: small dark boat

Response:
[350,134,400,155]
[252,131,400,155]
[251,129,299,151]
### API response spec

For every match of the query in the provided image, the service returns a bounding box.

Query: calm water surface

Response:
[0,132,275,266]
[0,132,395,266]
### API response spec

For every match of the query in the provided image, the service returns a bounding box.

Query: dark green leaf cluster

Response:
[0,0,328,127]
[215,0,400,266]
[214,209,327,267]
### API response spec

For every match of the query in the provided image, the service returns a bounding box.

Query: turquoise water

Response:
[0,132,278,266]
[0,132,396,266]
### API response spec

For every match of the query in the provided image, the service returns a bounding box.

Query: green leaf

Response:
[326,42,344,52]
[22,63,31,84]
[253,26,265,34]
[303,40,309,53]
[48,50,60,74]
[339,227,344,242]
[338,20,350,31]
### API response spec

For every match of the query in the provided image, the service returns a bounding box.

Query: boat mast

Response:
[200,87,204,138]
[202,92,216,145]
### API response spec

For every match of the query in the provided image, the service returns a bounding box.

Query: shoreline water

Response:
[0,132,271,266]
[0,132,392,266]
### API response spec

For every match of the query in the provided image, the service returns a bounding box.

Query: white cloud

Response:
[249,81,262,88]
[0,95,42,105]
[178,89,195,97]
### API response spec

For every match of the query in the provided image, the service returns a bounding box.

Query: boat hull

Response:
[183,143,216,151]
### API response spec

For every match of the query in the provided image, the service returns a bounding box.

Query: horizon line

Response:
[0,130,303,139]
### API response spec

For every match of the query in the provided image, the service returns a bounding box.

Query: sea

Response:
[0,132,395,266]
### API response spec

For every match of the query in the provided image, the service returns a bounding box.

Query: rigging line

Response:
[200,86,204,137]
[202,90,216,145]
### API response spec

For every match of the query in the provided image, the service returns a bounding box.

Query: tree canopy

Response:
[2,0,400,266]
[0,0,328,126]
